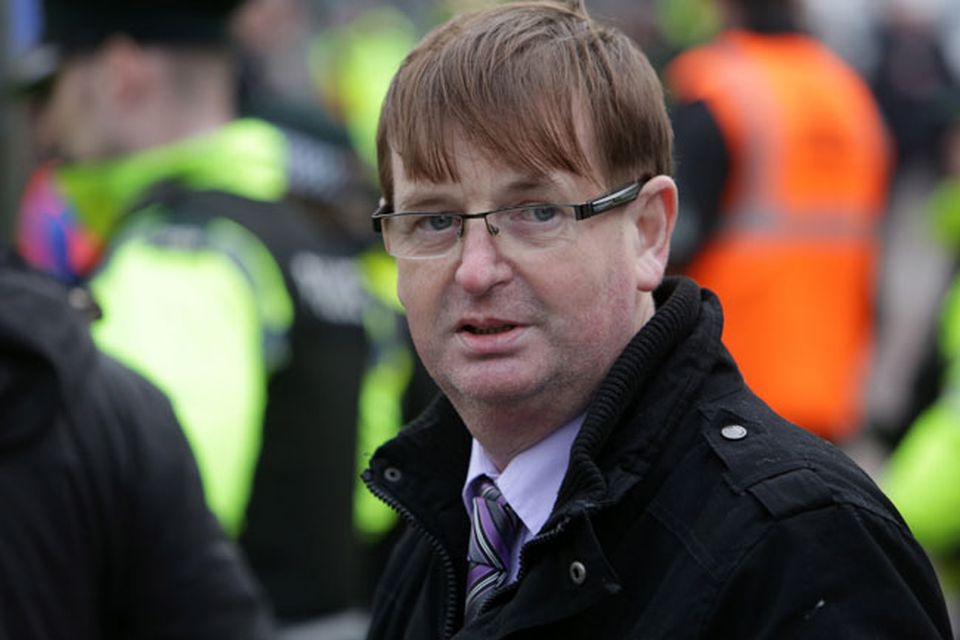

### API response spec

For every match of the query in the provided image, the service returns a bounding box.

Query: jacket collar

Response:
[556,276,718,513]
[51,118,290,242]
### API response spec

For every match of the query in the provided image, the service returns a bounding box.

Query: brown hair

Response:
[376,0,673,206]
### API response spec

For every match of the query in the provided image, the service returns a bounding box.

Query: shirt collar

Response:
[462,413,585,537]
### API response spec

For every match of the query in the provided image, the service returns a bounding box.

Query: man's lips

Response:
[454,318,527,355]
[460,323,517,335]
[456,318,526,358]
[456,318,523,335]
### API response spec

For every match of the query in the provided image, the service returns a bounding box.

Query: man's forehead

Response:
[391,152,569,205]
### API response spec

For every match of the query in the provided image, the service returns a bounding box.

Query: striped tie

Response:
[464,476,520,623]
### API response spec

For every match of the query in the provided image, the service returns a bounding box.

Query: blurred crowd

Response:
[2,0,960,637]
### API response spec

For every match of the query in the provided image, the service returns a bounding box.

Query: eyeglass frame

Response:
[370,175,653,258]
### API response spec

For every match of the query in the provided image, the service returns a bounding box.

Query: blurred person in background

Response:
[587,0,720,72]
[230,0,363,214]
[0,245,273,640]
[883,119,960,635]
[307,1,419,176]
[871,1,960,174]
[665,0,892,444]
[231,0,321,106]
[862,0,960,452]
[10,0,427,637]
[232,0,439,621]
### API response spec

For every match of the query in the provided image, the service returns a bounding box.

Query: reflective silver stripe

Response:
[718,207,878,241]
[711,38,783,226]
[708,39,878,245]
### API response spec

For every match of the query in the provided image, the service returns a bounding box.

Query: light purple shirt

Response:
[462,413,585,583]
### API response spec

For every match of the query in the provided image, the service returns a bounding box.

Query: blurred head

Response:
[376,0,677,456]
[24,0,244,161]
[35,0,243,60]
[715,0,801,31]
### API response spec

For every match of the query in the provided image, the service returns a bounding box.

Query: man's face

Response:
[392,136,663,422]
[33,54,117,162]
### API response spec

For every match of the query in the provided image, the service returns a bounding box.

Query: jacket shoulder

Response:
[685,394,951,638]
[644,385,909,583]
[695,392,897,523]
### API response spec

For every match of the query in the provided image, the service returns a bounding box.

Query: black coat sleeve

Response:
[98,356,277,640]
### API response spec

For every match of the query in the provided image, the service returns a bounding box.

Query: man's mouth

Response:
[463,324,516,335]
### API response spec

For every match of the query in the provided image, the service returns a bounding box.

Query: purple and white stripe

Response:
[464,477,520,623]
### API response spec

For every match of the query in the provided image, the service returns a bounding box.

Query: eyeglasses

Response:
[372,176,651,260]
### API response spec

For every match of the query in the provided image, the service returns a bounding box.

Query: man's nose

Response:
[453,218,512,295]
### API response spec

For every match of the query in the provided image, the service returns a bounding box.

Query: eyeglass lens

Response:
[383,205,579,258]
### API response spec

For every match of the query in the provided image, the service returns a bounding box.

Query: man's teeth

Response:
[469,325,513,335]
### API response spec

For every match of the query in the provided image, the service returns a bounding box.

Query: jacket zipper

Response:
[364,473,460,639]
[477,515,572,616]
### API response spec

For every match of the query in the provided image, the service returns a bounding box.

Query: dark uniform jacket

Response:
[156,187,372,608]
[363,277,953,639]
[45,117,429,621]
[0,249,274,639]
[107,183,391,619]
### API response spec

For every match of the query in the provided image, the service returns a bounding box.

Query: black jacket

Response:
[0,250,274,640]
[363,277,953,639]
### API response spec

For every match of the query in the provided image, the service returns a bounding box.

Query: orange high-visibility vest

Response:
[667,31,891,441]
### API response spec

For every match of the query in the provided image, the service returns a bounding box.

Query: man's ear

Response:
[631,175,678,292]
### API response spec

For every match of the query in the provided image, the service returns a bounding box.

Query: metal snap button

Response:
[384,467,402,482]
[67,287,103,320]
[721,424,748,441]
[569,561,587,586]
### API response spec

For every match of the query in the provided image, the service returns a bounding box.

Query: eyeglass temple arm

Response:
[574,181,642,220]
[372,203,390,233]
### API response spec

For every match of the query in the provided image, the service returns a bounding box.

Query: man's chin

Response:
[441,366,551,410]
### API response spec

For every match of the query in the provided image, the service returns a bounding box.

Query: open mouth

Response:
[463,324,515,335]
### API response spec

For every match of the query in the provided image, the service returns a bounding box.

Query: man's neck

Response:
[453,396,589,471]
[126,100,234,154]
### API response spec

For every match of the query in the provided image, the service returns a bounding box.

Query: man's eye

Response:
[518,206,562,223]
[418,214,456,232]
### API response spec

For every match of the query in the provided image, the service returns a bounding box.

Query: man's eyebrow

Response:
[395,191,458,212]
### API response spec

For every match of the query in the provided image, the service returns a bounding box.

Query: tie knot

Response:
[476,476,508,507]
[472,477,519,540]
